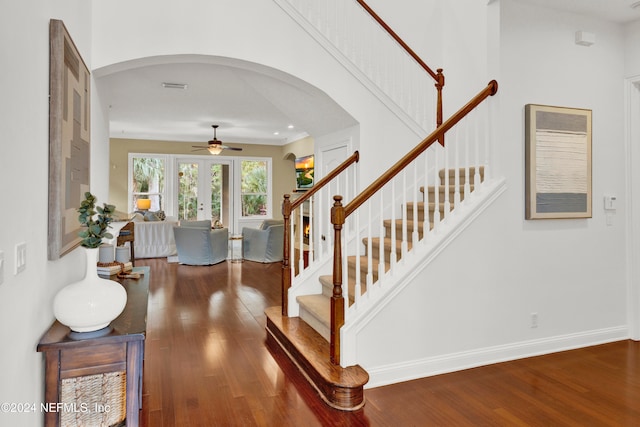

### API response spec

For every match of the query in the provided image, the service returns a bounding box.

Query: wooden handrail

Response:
[344,80,498,218]
[354,0,445,130]
[281,151,360,315]
[328,79,498,364]
[355,0,438,81]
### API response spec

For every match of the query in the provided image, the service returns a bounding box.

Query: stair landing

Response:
[265,306,369,411]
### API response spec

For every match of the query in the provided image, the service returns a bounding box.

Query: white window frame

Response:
[127,153,172,214]
[238,157,273,220]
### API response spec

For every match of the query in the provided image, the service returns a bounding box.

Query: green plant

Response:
[77,192,116,248]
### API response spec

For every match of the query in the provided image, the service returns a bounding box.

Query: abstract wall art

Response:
[525,104,592,219]
[48,19,91,259]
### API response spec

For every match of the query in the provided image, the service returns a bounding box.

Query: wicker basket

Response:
[60,371,126,427]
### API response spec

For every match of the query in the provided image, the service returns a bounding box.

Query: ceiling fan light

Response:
[207,146,223,155]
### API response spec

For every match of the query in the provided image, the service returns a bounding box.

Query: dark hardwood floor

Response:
[137,258,640,426]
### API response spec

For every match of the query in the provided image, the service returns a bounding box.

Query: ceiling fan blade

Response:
[192,145,209,149]
[224,147,243,151]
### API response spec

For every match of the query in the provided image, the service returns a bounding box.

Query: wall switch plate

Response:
[0,250,4,285]
[15,243,26,275]
[604,195,617,210]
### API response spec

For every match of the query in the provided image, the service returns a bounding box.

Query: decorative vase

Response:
[53,247,128,333]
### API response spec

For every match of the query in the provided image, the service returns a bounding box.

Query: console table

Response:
[37,266,149,427]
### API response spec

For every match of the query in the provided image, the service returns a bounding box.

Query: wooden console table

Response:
[37,266,149,427]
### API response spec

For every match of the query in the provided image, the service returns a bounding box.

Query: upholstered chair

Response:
[173,221,228,265]
[242,219,284,263]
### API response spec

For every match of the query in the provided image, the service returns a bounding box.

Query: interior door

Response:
[177,159,233,225]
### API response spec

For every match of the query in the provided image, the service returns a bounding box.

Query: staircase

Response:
[265,0,500,412]
[297,167,483,341]
[265,161,499,411]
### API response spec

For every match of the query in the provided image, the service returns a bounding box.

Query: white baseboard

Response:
[365,326,628,389]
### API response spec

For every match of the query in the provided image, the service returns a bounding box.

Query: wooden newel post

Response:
[436,68,445,146]
[282,194,292,316]
[330,195,345,365]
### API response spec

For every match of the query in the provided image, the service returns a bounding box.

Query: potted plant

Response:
[77,192,116,248]
[53,192,127,333]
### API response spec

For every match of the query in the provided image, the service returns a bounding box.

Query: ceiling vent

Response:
[161,82,188,89]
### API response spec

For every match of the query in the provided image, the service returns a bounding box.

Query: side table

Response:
[230,234,243,263]
[37,266,149,427]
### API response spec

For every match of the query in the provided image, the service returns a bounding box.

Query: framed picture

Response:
[295,155,314,190]
[525,104,592,219]
[48,20,91,259]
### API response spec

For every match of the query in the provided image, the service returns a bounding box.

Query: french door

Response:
[177,158,233,228]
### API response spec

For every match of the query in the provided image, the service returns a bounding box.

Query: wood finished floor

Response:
[138,258,640,426]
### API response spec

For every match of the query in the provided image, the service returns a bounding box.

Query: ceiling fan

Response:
[192,125,243,155]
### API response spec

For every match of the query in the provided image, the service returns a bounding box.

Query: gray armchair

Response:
[173,222,228,265]
[242,219,284,263]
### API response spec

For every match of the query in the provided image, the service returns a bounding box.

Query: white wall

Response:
[90,0,423,189]
[625,20,640,78]
[356,0,631,387]
[0,1,111,426]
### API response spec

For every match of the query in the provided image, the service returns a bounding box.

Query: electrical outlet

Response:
[15,242,26,275]
[0,250,4,285]
[531,312,538,328]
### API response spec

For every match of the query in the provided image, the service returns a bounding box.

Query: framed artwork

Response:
[525,104,592,219]
[48,20,91,259]
[295,155,314,190]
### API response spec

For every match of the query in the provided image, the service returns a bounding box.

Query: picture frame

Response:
[525,104,592,219]
[48,20,91,259]
[295,155,314,191]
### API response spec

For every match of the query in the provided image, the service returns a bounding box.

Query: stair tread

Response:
[297,294,331,327]
[265,306,369,410]
[319,274,368,302]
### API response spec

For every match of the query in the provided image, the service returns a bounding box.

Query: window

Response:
[241,159,269,217]
[131,156,166,212]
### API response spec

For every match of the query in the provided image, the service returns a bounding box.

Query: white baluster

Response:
[413,161,419,246]
[423,149,430,241]
[298,205,305,273]
[474,106,482,194]
[401,169,408,259]
[366,200,373,289]
[453,126,460,210]
[378,192,385,282]
[390,181,397,271]
[354,207,361,307]
[464,113,471,201]
[443,143,450,219]
[432,146,441,231]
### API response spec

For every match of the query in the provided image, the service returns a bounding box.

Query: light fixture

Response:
[207,146,223,155]
[288,124,294,129]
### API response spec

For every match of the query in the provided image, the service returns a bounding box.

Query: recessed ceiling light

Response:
[162,82,188,89]
[274,131,280,136]
[287,125,294,129]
